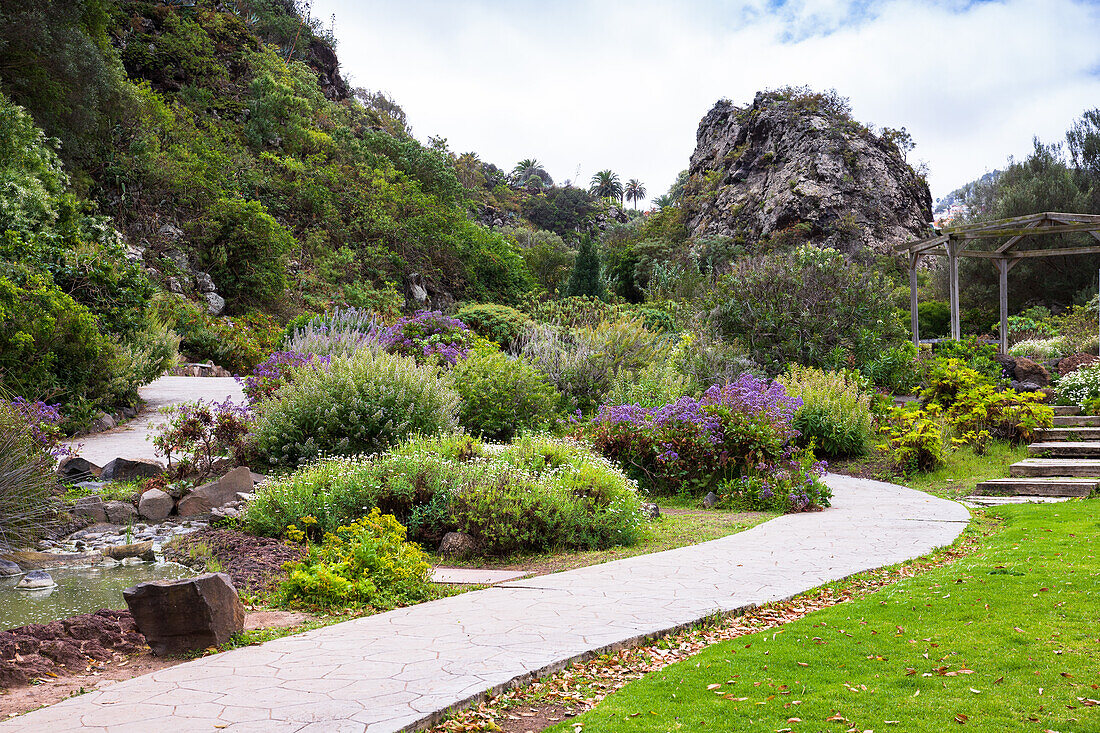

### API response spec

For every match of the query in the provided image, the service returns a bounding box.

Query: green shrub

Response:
[946,382,1052,446]
[1008,338,1067,360]
[920,358,993,408]
[933,337,1003,381]
[451,344,559,442]
[455,303,532,349]
[243,434,643,555]
[603,332,698,408]
[277,509,434,611]
[704,244,905,375]
[152,295,282,374]
[189,197,295,308]
[251,349,460,467]
[917,300,950,338]
[877,405,947,474]
[864,341,920,394]
[778,365,873,457]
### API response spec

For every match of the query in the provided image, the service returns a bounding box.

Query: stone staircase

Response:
[968,406,1100,505]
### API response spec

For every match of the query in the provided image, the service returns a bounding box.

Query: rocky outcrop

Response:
[682,90,933,257]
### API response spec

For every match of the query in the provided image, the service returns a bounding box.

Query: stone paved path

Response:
[69,377,245,467]
[0,475,968,732]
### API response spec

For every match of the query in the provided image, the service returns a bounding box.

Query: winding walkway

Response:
[68,377,245,467]
[1,475,969,732]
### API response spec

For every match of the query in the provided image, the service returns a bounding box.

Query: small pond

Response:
[0,561,196,629]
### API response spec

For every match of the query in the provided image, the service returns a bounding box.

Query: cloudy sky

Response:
[310,0,1100,204]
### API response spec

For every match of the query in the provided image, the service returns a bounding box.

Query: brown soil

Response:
[497,702,582,732]
[0,609,313,718]
[163,528,306,593]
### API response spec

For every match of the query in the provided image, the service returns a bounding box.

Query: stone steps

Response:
[1035,427,1100,441]
[973,477,1097,497]
[1011,458,1100,477]
[1052,405,1082,416]
[1028,441,1100,458]
[962,495,1073,507]
[1052,415,1100,427]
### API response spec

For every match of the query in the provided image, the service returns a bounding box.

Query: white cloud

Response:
[311,0,1100,202]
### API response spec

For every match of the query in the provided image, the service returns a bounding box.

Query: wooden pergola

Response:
[896,212,1100,352]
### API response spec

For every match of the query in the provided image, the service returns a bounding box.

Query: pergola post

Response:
[996,258,1008,354]
[947,237,961,340]
[909,253,920,346]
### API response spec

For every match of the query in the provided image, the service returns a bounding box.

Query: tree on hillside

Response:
[624,179,646,209]
[564,235,606,299]
[1067,108,1100,183]
[512,158,553,188]
[589,169,623,204]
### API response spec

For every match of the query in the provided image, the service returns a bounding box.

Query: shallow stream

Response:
[0,561,196,629]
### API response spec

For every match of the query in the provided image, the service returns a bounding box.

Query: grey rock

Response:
[104,500,137,525]
[167,276,184,294]
[75,481,106,491]
[73,496,109,524]
[159,223,185,242]
[123,573,245,655]
[89,412,116,432]
[682,91,933,256]
[102,541,156,562]
[57,457,102,482]
[407,272,430,306]
[641,503,661,520]
[1018,381,1043,392]
[139,489,175,522]
[177,466,253,516]
[703,492,719,509]
[437,531,478,559]
[17,570,54,589]
[193,271,216,293]
[101,457,165,481]
[203,291,225,316]
[0,559,22,576]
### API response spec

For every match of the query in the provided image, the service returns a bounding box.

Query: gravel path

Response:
[68,377,245,468]
[0,474,968,732]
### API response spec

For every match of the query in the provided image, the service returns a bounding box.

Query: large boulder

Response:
[123,573,245,655]
[0,559,21,576]
[104,500,137,525]
[138,489,174,522]
[993,353,1017,380]
[176,466,256,517]
[437,532,478,559]
[101,541,156,562]
[101,457,164,481]
[73,496,108,524]
[57,457,102,482]
[1057,353,1099,376]
[1012,357,1051,387]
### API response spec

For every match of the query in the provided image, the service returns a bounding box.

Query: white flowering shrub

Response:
[1055,362,1100,406]
[243,433,644,555]
[1008,338,1067,360]
[251,349,460,467]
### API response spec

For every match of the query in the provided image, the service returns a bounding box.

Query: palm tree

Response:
[589,169,623,204]
[512,159,552,188]
[624,179,646,209]
[653,194,674,210]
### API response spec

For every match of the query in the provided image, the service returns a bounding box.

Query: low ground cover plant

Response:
[243,434,644,555]
[277,509,434,611]
[587,374,829,510]
[250,349,460,467]
[1055,361,1100,405]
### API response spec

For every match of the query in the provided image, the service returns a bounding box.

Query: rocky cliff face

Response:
[682,91,933,257]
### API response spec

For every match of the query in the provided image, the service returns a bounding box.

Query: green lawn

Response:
[548,498,1100,733]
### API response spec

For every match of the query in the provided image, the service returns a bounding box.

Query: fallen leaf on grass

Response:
[954,713,969,723]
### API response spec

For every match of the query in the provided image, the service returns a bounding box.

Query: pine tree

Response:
[564,236,606,300]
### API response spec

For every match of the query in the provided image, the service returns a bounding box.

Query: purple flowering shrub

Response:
[239,351,327,404]
[378,311,472,366]
[8,398,73,458]
[153,399,253,481]
[587,374,830,511]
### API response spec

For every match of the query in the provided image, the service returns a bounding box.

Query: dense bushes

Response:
[455,303,531,348]
[587,374,830,511]
[778,366,873,457]
[278,509,434,611]
[243,434,644,555]
[704,244,905,376]
[251,350,460,467]
[1056,362,1100,406]
[451,344,559,441]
